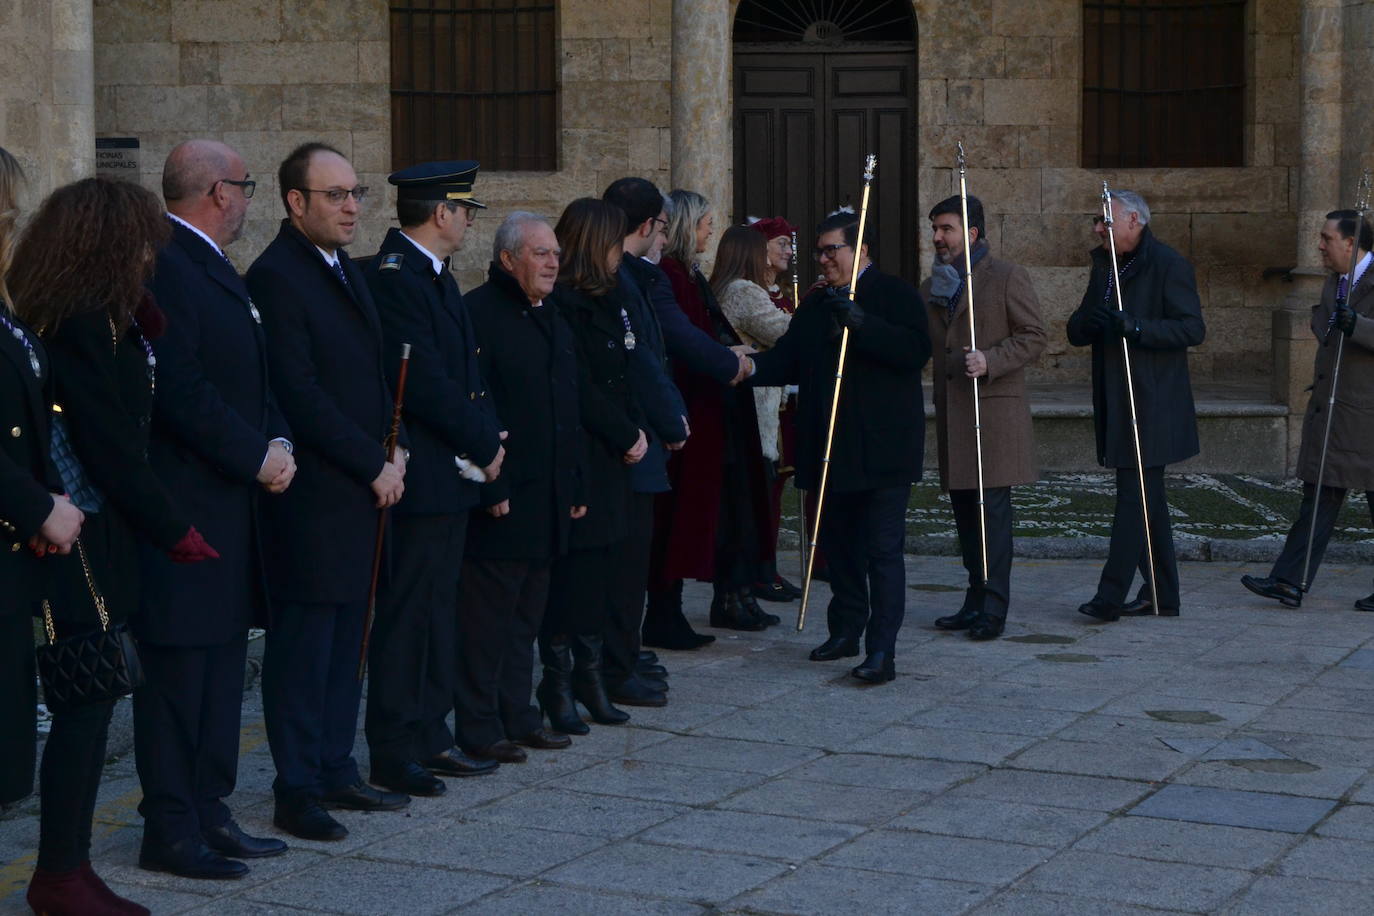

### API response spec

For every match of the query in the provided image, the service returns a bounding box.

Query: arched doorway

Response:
[732,0,919,283]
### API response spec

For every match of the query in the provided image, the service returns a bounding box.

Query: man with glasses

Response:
[1067,190,1205,622]
[360,161,510,785]
[135,139,294,879]
[247,142,410,842]
[747,208,931,684]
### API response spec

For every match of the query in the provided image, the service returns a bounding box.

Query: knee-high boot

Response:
[535,634,589,736]
[569,634,629,725]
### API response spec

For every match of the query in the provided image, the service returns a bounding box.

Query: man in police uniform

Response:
[361,161,507,793]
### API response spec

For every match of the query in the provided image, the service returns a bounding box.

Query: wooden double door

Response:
[733,47,919,284]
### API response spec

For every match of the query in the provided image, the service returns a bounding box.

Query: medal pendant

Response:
[29,352,41,376]
[249,301,262,324]
[624,331,636,350]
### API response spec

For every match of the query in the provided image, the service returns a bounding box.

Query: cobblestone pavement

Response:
[4,556,1374,915]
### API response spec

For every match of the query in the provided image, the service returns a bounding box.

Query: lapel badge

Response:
[380,253,404,272]
[248,300,262,324]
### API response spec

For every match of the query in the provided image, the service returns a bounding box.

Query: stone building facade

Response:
[1,0,1371,472]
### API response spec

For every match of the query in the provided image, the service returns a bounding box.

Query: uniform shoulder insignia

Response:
[380,252,404,272]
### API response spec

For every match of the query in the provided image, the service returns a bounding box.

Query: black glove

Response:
[1334,303,1358,336]
[825,288,864,331]
[1110,309,1142,342]
[1078,304,1113,337]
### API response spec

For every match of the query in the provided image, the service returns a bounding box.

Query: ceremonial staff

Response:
[798,154,877,631]
[1101,182,1158,614]
[358,342,412,679]
[1301,168,1372,593]
[792,228,808,578]
[957,142,989,585]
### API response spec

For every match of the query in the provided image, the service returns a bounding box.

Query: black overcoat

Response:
[618,258,688,495]
[361,228,501,518]
[1066,228,1206,469]
[247,220,394,606]
[550,282,644,550]
[45,307,191,622]
[465,264,584,559]
[137,221,291,646]
[749,266,931,493]
[0,313,58,610]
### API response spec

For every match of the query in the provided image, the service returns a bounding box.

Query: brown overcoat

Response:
[1296,259,1374,490]
[921,252,1046,491]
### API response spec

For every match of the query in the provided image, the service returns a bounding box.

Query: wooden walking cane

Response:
[358,342,412,680]
[1300,169,1372,593]
[1101,183,1158,615]
[797,154,877,631]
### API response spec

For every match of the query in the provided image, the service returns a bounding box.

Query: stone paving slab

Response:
[4,556,1374,915]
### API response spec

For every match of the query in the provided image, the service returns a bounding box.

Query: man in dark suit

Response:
[1066,190,1206,621]
[747,208,931,683]
[458,211,585,760]
[135,140,294,879]
[247,142,409,842]
[601,177,689,706]
[360,162,507,788]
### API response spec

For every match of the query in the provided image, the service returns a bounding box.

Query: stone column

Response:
[670,0,732,225]
[0,0,93,207]
[1273,0,1342,473]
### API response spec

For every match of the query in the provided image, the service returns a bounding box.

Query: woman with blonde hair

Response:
[648,191,776,631]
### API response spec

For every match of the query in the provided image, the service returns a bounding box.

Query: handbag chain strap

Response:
[40,539,110,643]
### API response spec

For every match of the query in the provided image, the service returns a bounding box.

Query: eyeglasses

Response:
[650,217,668,234]
[813,243,851,262]
[212,178,256,199]
[297,186,369,205]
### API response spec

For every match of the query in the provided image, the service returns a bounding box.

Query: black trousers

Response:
[1271,483,1374,589]
[134,636,249,844]
[454,557,549,750]
[262,600,365,805]
[949,486,1014,621]
[714,455,760,593]
[545,544,614,637]
[605,493,654,681]
[821,485,911,656]
[365,514,465,767]
[1097,466,1180,609]
[0,612,36,806]
[39,698,115,872]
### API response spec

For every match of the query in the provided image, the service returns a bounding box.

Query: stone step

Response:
[921,380,1288,475]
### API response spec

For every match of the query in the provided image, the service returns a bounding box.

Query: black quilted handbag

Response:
[35,541,144,714]
[49,408,106,513]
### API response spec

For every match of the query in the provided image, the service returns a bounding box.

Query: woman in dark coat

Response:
[651,191,776,631]
[540,198,648,733]
[12,176,216,915]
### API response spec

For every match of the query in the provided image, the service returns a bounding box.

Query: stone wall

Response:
[1343,0,1374,198]
[0,0,95,210]
[912,0,1301,385]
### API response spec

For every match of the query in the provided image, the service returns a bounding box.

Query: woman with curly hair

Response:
[11,176,216,915]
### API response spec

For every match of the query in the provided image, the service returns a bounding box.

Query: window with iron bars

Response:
[1082,0,1246,168]
[390,0,557,172]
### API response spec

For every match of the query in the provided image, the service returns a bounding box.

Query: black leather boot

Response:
[536,634,590,735]
[737,588,780,627]
[709,590,767,631]
[570,634,630,725]
[643,580,716,650]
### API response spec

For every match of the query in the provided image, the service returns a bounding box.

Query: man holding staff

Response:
[747,207,930,683]
[1066,190,1205,622]
[921,194,1045,641]
[1242,207,1374,611]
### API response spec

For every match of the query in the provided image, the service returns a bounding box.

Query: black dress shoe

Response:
[636,662,668,678]
[1356,593,1374,612]
[470,740,527,764]
[638,650,659,664]
[1241,574,1302,608]
[774,575,804,599]
[851,651,896,684]
[1120,597,1181,617]
[752,580,797,603]
[371,760,446,797]
[424,747,499,777]
[609,674,668,707]
[738,590,782,626]
[515,728,572,750]
[321,782,410,811]
[273,802,347,842]
[1077,597,1122,622]
[967,615,1005,641]
[809,634,860,661]
[709,592,767,631]
[139,837,249,879]
[202,819,288,859]
[934,607,979,631]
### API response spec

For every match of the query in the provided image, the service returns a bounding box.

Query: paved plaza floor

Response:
[4,556,1374,915]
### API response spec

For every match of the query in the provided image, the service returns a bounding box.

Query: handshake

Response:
[730,344,756,386]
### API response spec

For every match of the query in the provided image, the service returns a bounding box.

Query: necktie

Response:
[332,260,349,288]
[1337,275,1349,304]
